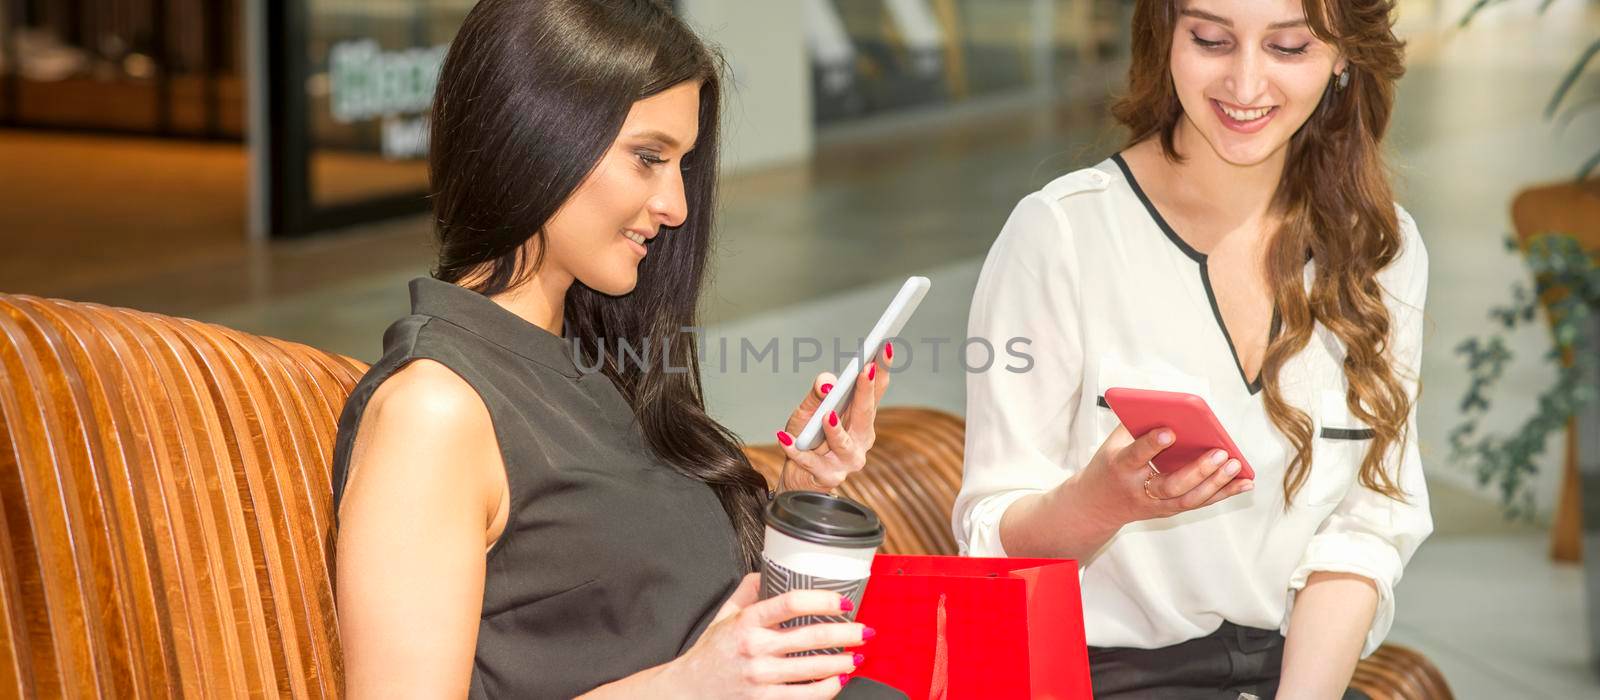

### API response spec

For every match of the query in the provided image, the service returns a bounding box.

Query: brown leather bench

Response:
[0,293,1452,698]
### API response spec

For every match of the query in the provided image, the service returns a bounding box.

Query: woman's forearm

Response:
[997,473,1125,560]
[576,663,670,699]
[1278,571,1379,699]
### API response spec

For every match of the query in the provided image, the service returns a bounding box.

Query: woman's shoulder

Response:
[1024,157,1124,209]
[352,359,497,471]
[345,313,493,428]
[369,359,489,429]
[1387,203,1429,283]
[340,358,500,509]
[1392,202,1427,262]
[1375,203,1429,314]
[1040,158,1121,199]
[998,157,1126,244]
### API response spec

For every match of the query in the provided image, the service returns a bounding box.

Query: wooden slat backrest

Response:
[0,294,360,698]
[746,407,968,558]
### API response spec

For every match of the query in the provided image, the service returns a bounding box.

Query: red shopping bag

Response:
[852,555,1091,699]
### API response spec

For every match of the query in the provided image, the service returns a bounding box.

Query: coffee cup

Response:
[759,491,885,654]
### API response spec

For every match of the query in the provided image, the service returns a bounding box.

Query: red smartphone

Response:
[1102,387,1255,480]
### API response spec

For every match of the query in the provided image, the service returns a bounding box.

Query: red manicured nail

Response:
[885,342,894,360]
[839,597,853,612]
[867,363,876,381]
[862,626,876,641]
[821,383,833,395]
[853,653,865,666]
[829,411,839,428]
[776,430,793,446]
[839,674,850,686]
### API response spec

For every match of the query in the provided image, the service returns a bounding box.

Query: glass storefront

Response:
[264,0,474,236]
[808,0,1129,125]
[305,0,472,210]
[1,0,1136,238]
[269,0,1133,236]
[0,0,244,138]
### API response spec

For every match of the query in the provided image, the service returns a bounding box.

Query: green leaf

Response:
[1546,39,1600,120]
[1458,0,1511,28]
[1452,233,1600,520]
[1578,148,1600,183]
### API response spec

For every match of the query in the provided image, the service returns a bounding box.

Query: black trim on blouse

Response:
[1111,152,1282,395]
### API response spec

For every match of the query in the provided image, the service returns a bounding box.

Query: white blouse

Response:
[953,154,1433,657]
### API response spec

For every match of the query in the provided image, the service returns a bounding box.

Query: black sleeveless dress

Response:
[331,277,745,698]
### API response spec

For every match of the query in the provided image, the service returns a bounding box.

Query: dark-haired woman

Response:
[956,0,1430,697]
[331,1,888,697]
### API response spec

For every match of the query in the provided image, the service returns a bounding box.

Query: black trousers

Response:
[1088,622,1370,699]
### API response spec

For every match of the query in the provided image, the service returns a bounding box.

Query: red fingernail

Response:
[862,626,876,641]
[839,596,853,612]
[839,674,850,686]
[829,411,838,427]
[867,363,876,381]
[776,430,793,446]
[853,653,865,666]
[821,383,833,395]
[885,342,894,360]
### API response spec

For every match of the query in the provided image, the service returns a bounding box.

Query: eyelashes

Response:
[635,150,697,174]
[1189,31,1311,56]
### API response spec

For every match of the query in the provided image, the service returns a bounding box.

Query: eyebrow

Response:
[1180,8,1307,30]
[627,129,693,150]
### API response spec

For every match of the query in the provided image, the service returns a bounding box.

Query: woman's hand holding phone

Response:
[1078,424,1255,524]
[773,344,893,492]
[997,408,1257,560]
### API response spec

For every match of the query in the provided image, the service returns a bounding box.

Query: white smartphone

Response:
[793,276,931,451]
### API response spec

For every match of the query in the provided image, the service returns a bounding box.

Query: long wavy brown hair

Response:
[1111,0,1413,505]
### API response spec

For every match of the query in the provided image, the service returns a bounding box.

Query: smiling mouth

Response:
[622,230,648,246]
[1214,99,1277,122]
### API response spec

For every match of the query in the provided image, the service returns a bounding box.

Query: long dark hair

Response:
[429,0,768,570]
[1111,0,1413,506]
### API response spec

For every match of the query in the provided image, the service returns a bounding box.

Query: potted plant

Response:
[1449,0,1600,525]
[1452,234,1599,518]
[1448,0,1600,677]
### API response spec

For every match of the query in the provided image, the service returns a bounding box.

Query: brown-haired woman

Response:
[955,0,1429,696]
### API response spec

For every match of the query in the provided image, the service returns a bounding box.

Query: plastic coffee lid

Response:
[764,491,885,548]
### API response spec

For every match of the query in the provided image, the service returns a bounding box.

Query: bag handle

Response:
[928,593,949,700]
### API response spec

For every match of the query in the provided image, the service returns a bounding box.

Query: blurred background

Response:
[2,0,1599,695]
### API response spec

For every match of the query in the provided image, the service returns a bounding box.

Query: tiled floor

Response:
[2,1,1598,696]
[1389,534,1593,699]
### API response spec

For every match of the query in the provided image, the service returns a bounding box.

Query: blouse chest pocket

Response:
[1301,388,1373,506]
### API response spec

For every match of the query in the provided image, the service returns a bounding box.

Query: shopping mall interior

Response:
[3,0,1600,696]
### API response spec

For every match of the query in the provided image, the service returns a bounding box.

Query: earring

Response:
[1336,70,1350,90]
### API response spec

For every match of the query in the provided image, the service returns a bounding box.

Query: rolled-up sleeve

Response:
[953,193,1084,558]
[1282,207,1435,657]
